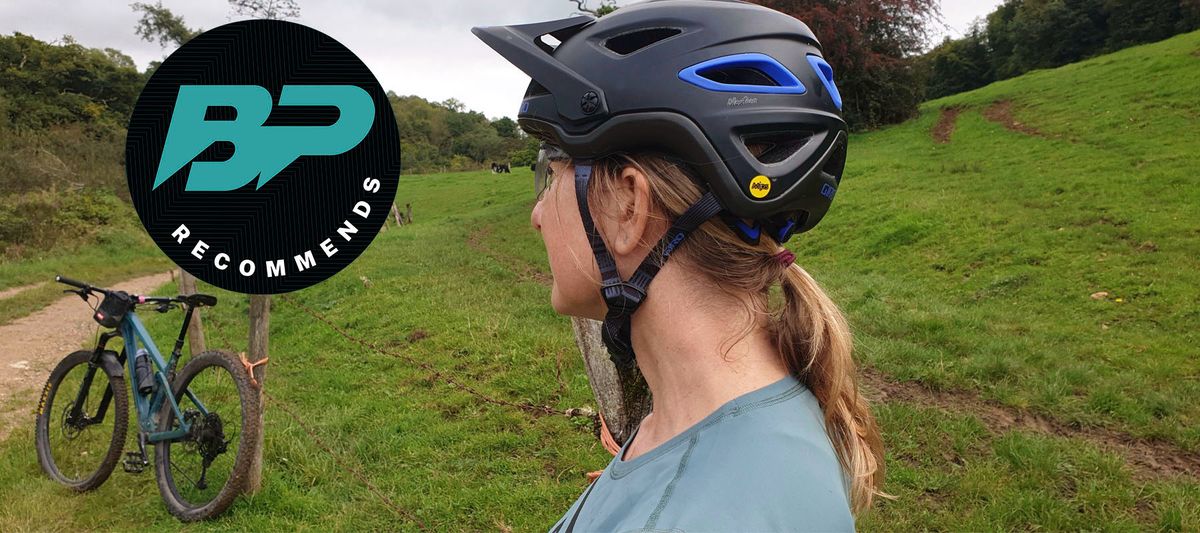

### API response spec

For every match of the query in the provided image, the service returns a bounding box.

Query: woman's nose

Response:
[531,196,543,231]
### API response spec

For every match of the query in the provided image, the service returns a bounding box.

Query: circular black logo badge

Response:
[126,20,400,294]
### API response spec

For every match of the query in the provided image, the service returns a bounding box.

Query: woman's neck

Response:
[624,262,789,457]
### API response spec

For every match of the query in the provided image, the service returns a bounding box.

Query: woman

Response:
[474,1,885,531]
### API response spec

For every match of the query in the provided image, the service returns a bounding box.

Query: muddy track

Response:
[931,106,962,144]
[860,367,1200,481]
[981,100,1056,138]
[466,227,552,287]
[0,271,173,441]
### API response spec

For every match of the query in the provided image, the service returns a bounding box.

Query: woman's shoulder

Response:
[702,379,841,464]
[660,382,854,529]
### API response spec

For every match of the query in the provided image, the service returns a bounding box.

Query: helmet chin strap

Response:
[573,161,724,369]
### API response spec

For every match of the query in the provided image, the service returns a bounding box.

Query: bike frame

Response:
[121,311,209,442]
[76,305,208,443]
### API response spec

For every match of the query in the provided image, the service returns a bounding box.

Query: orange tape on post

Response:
[586,412,624,482]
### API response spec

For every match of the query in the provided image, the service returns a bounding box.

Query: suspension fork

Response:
[68,331,122,427]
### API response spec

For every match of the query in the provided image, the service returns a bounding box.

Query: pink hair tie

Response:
[775,249,795,266]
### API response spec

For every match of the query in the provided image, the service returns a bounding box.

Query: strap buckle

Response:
[600,279,646,317]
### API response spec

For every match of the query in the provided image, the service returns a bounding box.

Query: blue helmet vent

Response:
[806,55,842,110]
[679,53,807,95]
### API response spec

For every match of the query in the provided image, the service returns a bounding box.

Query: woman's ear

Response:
[596,163,654,258]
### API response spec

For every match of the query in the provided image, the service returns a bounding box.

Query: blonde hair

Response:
[584,152,886,514]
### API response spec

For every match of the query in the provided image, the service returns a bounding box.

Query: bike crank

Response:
[123,433,150,474]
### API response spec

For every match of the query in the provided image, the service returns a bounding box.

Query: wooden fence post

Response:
[178,271,207,356]
[571,317,651,445]
[246,294,270,493]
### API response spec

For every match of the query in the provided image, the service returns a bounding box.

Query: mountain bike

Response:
[34,275,261,521]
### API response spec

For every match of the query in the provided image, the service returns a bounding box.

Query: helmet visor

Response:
[534,143,569,201]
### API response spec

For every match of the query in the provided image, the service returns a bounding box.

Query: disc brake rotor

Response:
[60,401,83,440]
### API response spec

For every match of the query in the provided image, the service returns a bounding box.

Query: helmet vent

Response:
[525,79,551,98]
[742,132,812,165]
[822,139,847,183]
[679,53,807,94]
[604,27,681,55]
[698,66,779,87]
[536,34,562,53]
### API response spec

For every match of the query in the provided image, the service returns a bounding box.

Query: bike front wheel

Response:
[154,350,261,521]
[34,350,129,491]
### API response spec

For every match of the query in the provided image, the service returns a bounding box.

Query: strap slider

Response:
[600,280,646,316]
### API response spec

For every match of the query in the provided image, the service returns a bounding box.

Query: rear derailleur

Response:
[182,409,231,490]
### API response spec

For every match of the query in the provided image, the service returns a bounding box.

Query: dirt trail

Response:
[861,368,1200,481]
[982,100,1055,138]
[0,271,173,441]
[931,106,962,144]
[0,282,46,300]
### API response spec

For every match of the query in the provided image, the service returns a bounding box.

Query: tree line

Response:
[921,0,1200,100]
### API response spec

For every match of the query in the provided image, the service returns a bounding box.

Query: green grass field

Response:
[0,31,1197,531]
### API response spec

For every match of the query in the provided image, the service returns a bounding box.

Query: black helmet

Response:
[473,0,847,368]
[472,0,847,243]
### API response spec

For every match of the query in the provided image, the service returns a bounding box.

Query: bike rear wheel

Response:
[34,350,129,491]
[154,350,260,521]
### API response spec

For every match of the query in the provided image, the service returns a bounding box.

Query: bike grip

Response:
[55,275,88,289]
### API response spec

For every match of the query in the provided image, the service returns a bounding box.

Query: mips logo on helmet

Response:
[126,20,401,295]
[748,175,772,199]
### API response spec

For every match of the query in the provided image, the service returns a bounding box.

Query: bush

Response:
[0,187,136,258]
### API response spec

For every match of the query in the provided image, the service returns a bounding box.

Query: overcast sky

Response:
[1,0,1004,120]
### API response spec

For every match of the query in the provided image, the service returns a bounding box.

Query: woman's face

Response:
[530,159,606,321]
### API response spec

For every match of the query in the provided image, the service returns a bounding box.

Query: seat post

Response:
[172,305,196,361]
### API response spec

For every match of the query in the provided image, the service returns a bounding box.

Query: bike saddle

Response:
[183,294,218,308]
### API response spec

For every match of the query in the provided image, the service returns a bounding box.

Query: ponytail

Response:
[775,264,886,514]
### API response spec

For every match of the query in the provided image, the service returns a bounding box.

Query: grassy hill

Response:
[0,31,1197,531]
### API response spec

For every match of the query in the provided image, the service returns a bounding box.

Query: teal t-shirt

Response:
[549,374,854,533]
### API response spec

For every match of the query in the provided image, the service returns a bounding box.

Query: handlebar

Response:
[54,275,91,290]
[55,275,180,305]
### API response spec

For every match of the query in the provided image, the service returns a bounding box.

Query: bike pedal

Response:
[122,451,148,474]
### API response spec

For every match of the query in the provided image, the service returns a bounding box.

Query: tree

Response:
[985,0,1023,80]
[228,0,301,20]
[1008,0,1106,71]
[921,24,993,99]
[131,2,198,48]
[490,116,518,139]
[568,0,618,16]
[1104,0,1200,50]
[749,0,940,129]
[509,135,541,167]
[439,97,466,113]
[0,33,145,130]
